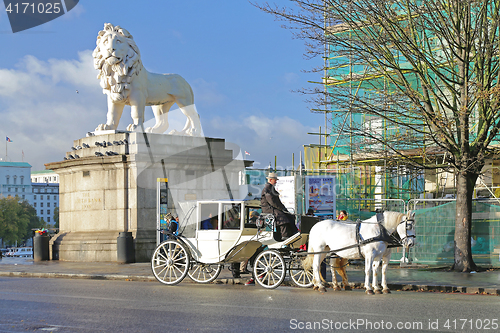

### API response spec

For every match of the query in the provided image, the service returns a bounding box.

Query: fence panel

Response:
[408,199,500,267]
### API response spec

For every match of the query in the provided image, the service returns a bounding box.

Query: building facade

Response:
[0,163,59,226]
[30,170,59,226]
[0,161,32,201]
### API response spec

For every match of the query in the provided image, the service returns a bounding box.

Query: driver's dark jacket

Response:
[260,182,292,226]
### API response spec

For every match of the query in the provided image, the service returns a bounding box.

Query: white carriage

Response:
[151,199,319,289]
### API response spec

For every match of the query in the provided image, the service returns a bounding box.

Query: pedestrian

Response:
[337,210,348,221]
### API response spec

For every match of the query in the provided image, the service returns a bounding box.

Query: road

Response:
[0,277,498,332]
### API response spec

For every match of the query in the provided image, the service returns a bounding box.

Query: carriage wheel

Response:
[188,262,222,284]
[289,256,313,288]
[253,250,286,289]
[151,240,190,285]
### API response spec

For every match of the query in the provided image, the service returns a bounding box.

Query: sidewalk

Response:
[1,257,499,295]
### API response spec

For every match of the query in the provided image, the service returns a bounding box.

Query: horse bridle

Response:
[397,216,416,244]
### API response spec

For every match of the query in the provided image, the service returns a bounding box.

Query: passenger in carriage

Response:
[249,210,259,224]
[201,214,213,230]
[201,214,219,230]
[223,210,240,229]
[260,172,299,241]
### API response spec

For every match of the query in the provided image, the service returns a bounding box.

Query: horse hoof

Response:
[313,286,319,291]
[383,289,391,294]
[374,290,383,294]
[344,285,352,291]
[319,286,327,293]
[366,290,375,295]
[333,286,341,291]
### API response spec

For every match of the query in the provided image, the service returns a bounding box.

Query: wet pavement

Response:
[1,256,499,295]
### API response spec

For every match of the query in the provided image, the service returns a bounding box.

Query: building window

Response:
[41,203,43,207]
[20,176,24,185]
[22,195,25,199]
[54,202,57,207]
[13,176,17,185]
[6,176,9,185]
[34,203,37,207]
[47,195,50,200]
[8,187,11,192]
[34,195,37,200]
[15,188,18,192]
[47,210,50,215]
[22,188,25,192]
[53,195,56,200]
[47,217,50,222]
[47,202,51,207]
[40,210,43,215]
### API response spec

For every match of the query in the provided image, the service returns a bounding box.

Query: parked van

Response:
[8,247,33,257]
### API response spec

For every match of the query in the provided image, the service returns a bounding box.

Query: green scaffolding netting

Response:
[409,201,500,266]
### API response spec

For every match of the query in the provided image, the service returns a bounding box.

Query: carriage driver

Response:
[261,172,299,241]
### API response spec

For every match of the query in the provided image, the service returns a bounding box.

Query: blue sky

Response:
[0,1,323,171]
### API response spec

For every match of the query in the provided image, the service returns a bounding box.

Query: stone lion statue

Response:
[92,23,201,135]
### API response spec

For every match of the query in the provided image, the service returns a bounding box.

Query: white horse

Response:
[303,211,416,294]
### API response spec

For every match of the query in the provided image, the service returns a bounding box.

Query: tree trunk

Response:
[453,171,478,272]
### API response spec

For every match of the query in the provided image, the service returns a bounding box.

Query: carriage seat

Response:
[282,232,301,246]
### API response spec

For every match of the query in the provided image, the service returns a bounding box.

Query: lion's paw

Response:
[95,124,112,131]
[168,129,181,135]
[126,124,138,132]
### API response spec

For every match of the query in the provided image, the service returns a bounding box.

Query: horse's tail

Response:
[302,246,329,285]
[302,253,314,271]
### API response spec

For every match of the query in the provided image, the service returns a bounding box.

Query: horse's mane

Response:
[381,211,405,232]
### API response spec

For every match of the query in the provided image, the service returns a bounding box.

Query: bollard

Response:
[33,233,50,261]
[117,232,135,263]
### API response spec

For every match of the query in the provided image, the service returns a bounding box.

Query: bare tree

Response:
[257,0,500,271]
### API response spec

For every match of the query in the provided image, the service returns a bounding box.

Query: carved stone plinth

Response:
[47,132,249,262]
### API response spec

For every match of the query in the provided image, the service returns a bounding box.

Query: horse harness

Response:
[299,213,415,258]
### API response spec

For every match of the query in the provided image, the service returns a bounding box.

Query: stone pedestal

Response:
[47,132,249,262]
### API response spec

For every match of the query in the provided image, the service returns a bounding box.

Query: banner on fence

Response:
[306,176,336,217]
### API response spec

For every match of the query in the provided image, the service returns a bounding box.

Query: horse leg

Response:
[381,249,392,294]
[312,250,327,292]
[330,257,341,291]
[372,259,382,294]
[336,258,351,290]
[364,255,374,295]
[146,102,174,133]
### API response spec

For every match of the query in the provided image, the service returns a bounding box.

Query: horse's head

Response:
[396,211,416,248]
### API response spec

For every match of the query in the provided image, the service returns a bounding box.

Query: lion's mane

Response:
[92,23,142,102]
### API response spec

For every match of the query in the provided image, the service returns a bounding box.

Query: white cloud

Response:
[205,114,313,170]
[0,51,104,170]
